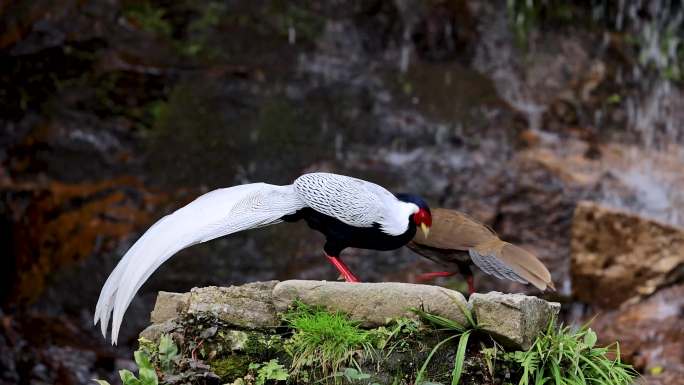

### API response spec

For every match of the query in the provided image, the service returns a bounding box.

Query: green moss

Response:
[123,2,172,37]
[267,1,325,43]
[210,355,252,382]
[244,332,284,359]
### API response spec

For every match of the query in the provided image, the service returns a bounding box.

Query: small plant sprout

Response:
[93,335,180,385]
[248,359,289,385]
[94,350,158,385]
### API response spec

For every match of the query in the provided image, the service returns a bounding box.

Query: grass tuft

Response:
[504,320,638,385]
[283,301,374,378]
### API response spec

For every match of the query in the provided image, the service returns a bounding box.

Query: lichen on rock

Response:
[470,291,560,350]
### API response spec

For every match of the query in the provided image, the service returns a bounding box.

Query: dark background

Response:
[1,1,683,384]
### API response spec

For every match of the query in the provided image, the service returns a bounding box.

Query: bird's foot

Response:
[326,254,360,283]
[415,271,457,282]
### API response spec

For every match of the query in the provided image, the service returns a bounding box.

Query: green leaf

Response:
[262,359,289,381]
[119,369,142,385]
[583,329,597,348]
[343,368,371,381]
[451,330,471,385]
[410,308,465,332]
[253,359,288,385]
[133,351,158,385]
[158,335,179,372]
[415,334,460,385]
[92,380,111,385]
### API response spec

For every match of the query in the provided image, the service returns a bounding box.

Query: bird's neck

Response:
[377,201,417,236]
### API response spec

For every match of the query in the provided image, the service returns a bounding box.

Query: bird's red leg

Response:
[416,271,457,282]
[466,275,475,295]
[325,254,360,283]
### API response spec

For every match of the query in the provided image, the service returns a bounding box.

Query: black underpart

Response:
[281,207,417,256]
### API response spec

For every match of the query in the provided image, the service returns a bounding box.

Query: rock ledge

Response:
[142,280,559,351]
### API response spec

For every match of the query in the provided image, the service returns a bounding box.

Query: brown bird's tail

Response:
[470,239,555,291]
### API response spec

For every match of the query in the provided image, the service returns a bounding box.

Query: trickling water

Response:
[472,1,548,132]
[473,1,684,227]
[600,0,684,226]
[619,0,684,147]
[625,79,684,149]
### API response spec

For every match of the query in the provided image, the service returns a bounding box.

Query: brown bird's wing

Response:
[470,239,555,291]
[411,208,555,291]
[412,208,496,251]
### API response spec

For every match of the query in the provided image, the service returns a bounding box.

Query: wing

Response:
[412,208,496,250]
[94,183,304,344]
[293,173,385,227]
[470,240,554,291]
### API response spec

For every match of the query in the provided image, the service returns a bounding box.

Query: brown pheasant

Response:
[407,208,554,294]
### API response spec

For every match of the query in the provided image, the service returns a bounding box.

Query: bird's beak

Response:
[420,223,430,238]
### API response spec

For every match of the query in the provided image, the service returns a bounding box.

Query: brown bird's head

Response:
[395,193,432,238]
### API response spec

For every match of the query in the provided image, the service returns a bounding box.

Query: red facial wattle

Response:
[414,208,432,238]
[414,208,432,226]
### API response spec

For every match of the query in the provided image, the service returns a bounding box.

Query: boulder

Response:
[186,281,280,328]
[150,291,190,323]
[272,280,469,328]
[469,292,560,350]
[571,201,684,308]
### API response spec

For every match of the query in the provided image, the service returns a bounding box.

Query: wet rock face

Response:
[0,177,170,306]
[0,309,125,385]
[571,201,684,308]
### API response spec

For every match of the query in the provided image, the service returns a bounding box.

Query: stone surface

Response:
[221,330,250,351]
[571,201,684,308]
[469,292,560,350]
[272,280,468,328]
[593,283,684,385]
[150,291,190,324]
[143,281,562,354]
[139,319,180,342]
[186,281,280,328]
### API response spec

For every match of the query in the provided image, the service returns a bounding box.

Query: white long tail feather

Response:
[94,183,304,344]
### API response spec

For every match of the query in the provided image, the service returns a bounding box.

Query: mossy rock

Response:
[210,355,251,382]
